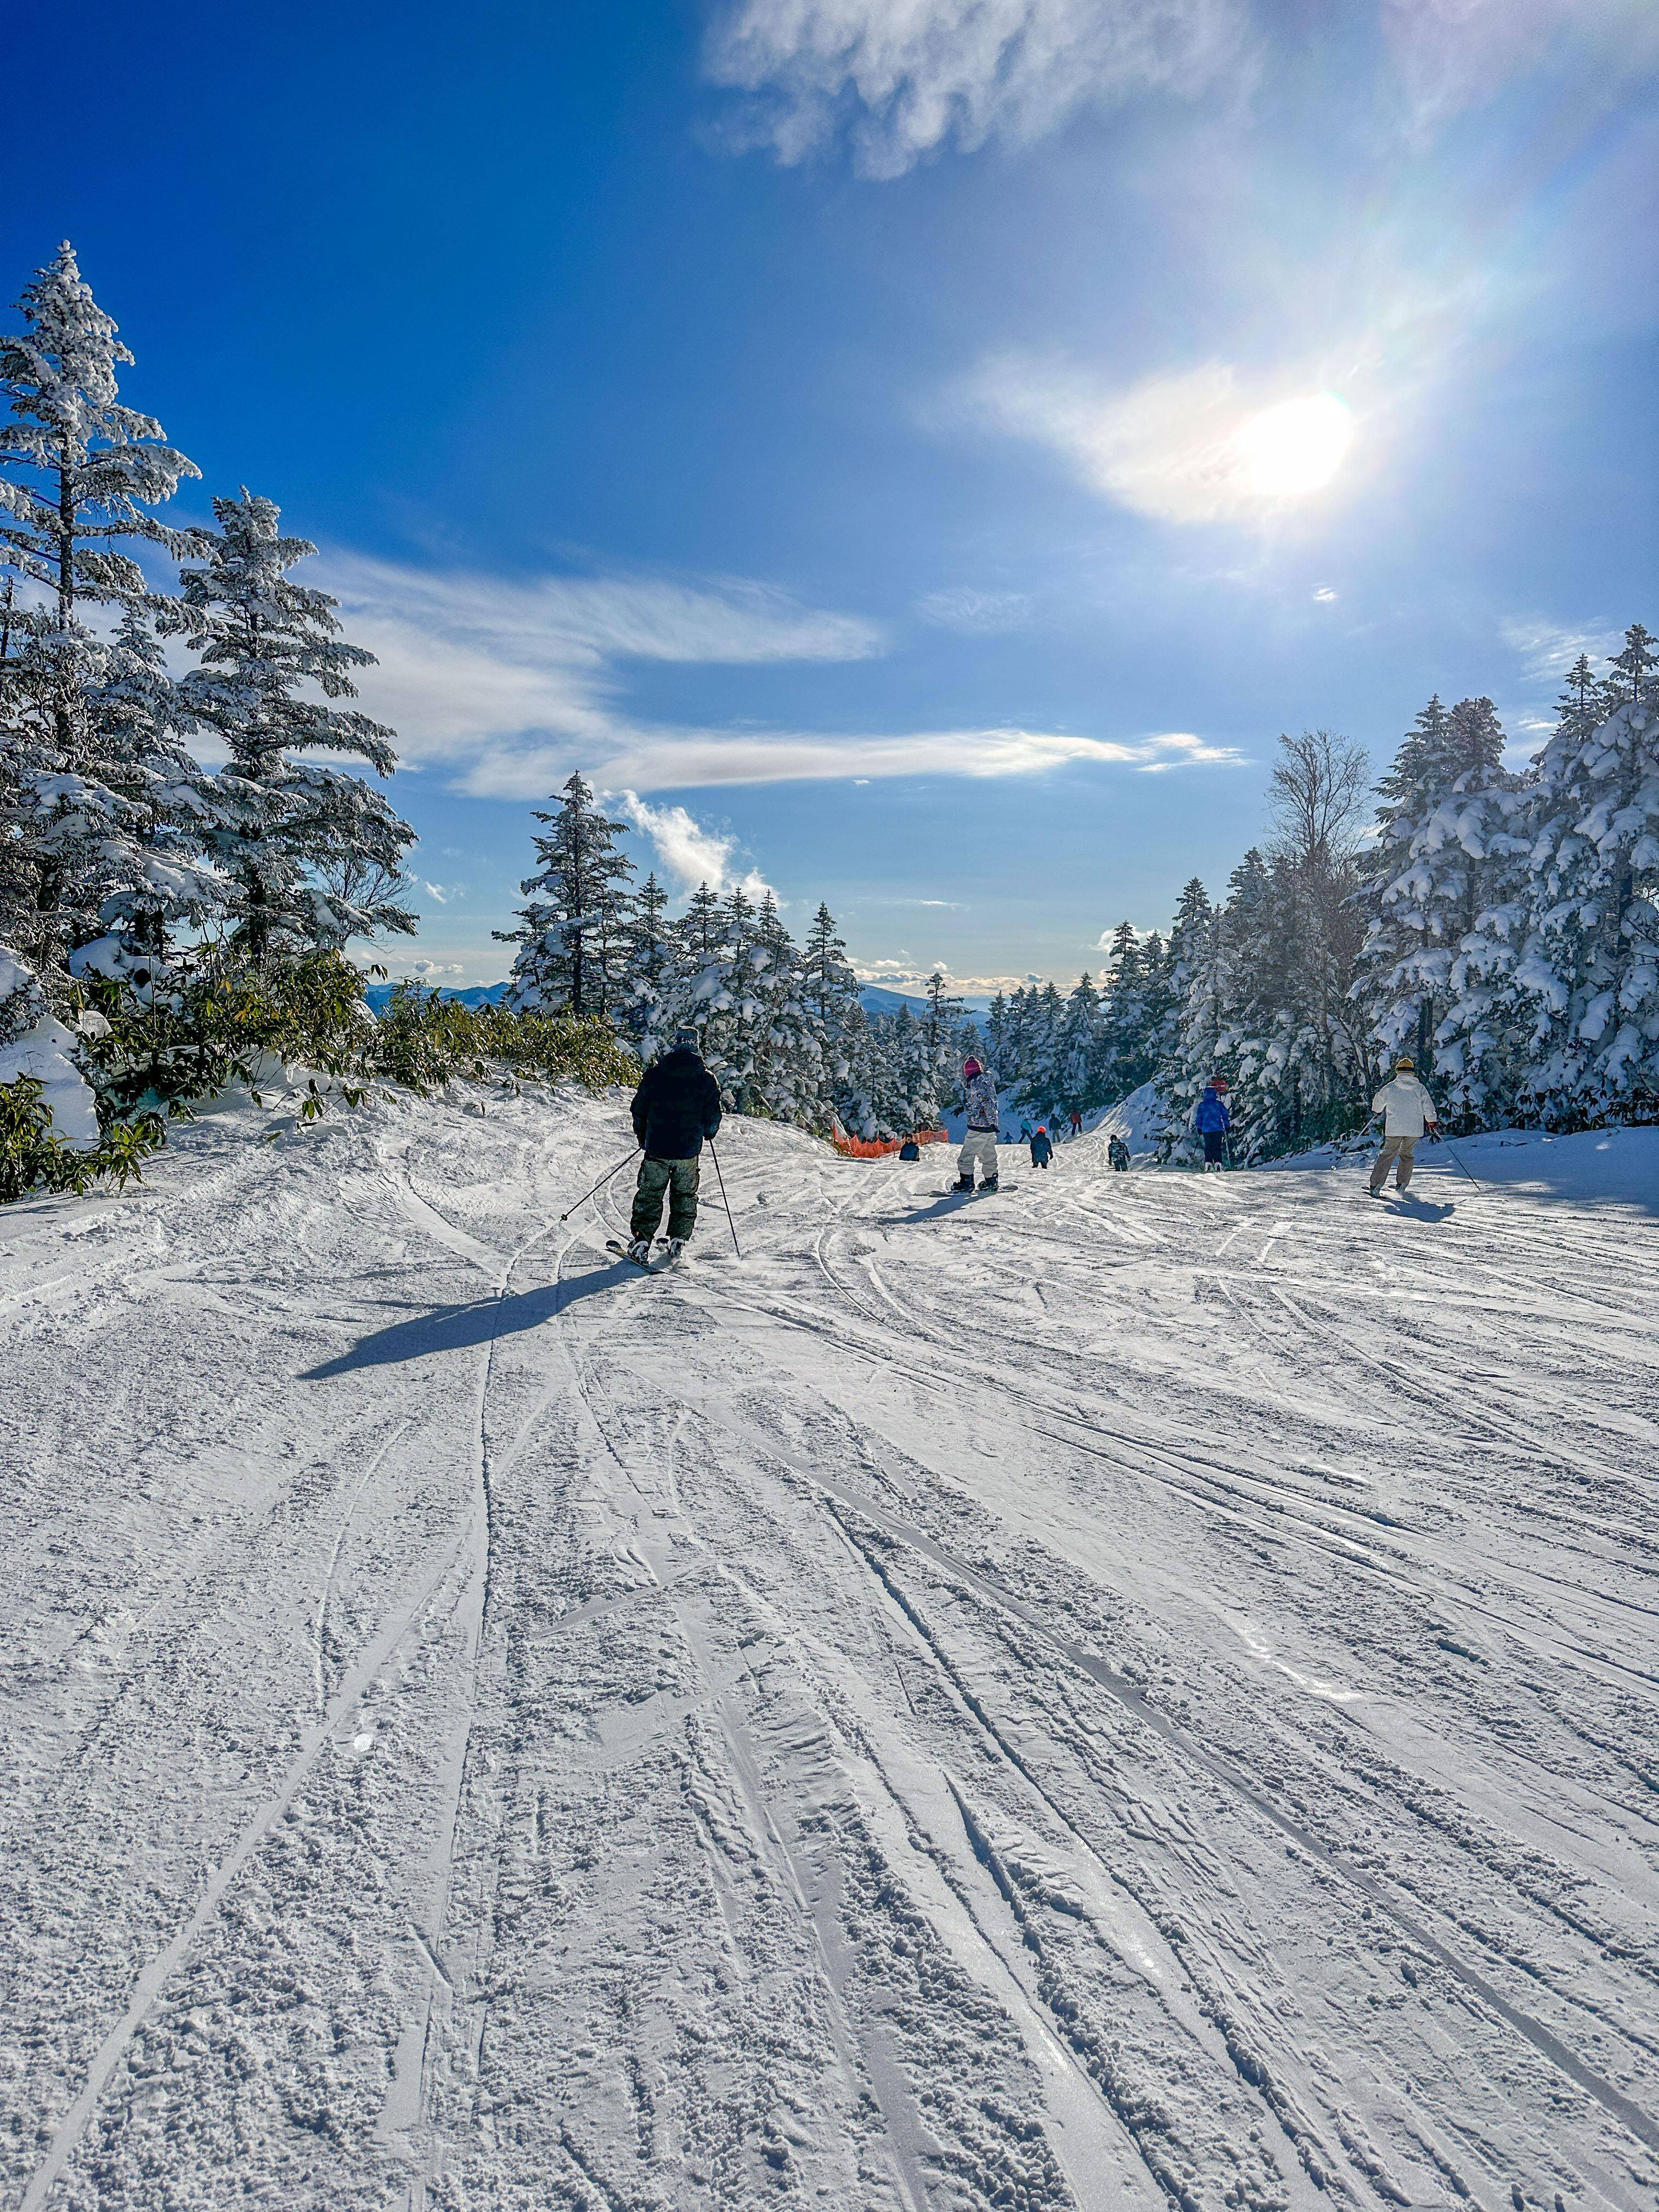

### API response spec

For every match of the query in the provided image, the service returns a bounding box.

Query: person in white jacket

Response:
[1369,1055,1440,1194]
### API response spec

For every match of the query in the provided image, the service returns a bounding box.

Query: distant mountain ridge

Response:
[363,980,511,1013]
[364,979,988,1020]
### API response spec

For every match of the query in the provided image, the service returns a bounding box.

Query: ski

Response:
[606,1238,668,1271]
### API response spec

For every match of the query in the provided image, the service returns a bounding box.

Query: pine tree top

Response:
[0,242,205,602]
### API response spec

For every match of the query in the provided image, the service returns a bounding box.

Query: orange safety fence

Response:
[830,1127,949,1159]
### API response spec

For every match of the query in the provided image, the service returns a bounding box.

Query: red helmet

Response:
[963,1057,982,1079]
[1210,1076,1229,1094]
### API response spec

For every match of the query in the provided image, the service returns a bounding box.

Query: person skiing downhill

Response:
[955,1058,1000,1191]
[1069,1109,1083,1137]
[1030,1125,1053,1170]
[1107,1133,1130,1173]
[1369,1055,1440,1194]
[1194,1080,1231,1170]
[625,1030,722,1263]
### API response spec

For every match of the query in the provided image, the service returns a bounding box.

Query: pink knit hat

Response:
[963,1057,982,1080]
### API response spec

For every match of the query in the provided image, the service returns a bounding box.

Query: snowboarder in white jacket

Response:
[1369,1056,1440,1194]
[954,1058,1000,1192]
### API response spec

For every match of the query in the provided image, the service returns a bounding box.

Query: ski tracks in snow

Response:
[2,1095,1657,2210]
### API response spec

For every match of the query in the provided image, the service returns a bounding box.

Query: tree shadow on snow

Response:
[302,1260,634,1378]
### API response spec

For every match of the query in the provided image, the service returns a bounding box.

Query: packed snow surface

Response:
[3,1092,1657,2211]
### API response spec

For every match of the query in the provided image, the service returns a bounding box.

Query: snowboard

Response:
[936,1183,1016,1196]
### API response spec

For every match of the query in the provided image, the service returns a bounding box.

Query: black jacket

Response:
[631,1047,723,1160]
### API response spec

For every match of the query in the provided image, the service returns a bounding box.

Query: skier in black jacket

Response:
[625,1032,723,1263]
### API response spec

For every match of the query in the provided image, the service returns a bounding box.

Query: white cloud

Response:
[419,879,466,904]
[704,0,1252,179]
[324,552,883,777]
[856,960,944,983]
[1312,585,1338,604]
[1381,0,1659,133]
[957,353,1369,525]
[403,960,464,979]
[854,960,1042,997]
[915,586,1032,633]
[321,550,1242,793]
[612,792,775,902]
[461,725,1241,795]
[1499,614,1624,686]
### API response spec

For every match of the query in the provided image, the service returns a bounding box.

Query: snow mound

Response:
[0,1013,101,1147]
[1082,1080,1170,1158]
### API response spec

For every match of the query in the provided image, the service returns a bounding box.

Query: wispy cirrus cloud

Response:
[704,0,1252,179]
[1499,613,1626,685]
[451,726,1239,795]
[915,586,1033,633]
[1381,0,1659,133]
[323,551,1243,795]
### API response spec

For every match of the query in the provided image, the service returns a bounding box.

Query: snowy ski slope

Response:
[3,1089,1656,2211]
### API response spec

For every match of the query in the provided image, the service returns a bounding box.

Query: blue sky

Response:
[9,0,1657,989]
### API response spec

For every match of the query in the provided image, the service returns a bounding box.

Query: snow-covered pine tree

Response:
[0,244,209,983]
[498,771,631,1016]
[1355,696,1523,1113]
[678,882,727,966]
[1183,847,1280,1161]
[1608,623,1656,707]
[1138,932,1172,1085]
[1029,981,1065,1116]
[984,990,1009,1074]
[1057,972,1101,1111]
[1514,625,1659,1118]
[72,606,227,978]
[748,893,830,1125]
[802,902,860,1031]
[622,869,672,1040]
[922,969,965,1077]
[1160,876,1222,1153]
[0,243,202,670]
[630,871,672,989]
[1099,922,1148,1101]
[174,492,415,963]
[881,1001,944,1132]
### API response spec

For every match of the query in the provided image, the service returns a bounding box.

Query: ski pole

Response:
[708,1138,741,1258]
[558,1148,637,1221]
[1437,1136,1480,1188]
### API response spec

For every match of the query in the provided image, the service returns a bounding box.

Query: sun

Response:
[1234,393,1352,498]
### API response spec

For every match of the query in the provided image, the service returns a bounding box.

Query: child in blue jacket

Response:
[1194,1083,1231,1170]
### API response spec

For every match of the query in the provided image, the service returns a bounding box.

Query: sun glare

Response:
[1234,393,1352,498]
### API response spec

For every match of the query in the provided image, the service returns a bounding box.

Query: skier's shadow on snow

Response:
[301,1261,634,1378]
[889,1193,976,1226]
[1379,1195,1455,1222]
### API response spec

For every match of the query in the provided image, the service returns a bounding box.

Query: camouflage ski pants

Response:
[1370,1135,1418,1191]
[631,1154,699,1242]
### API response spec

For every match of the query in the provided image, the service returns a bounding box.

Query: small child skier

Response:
[1030,1126,1053,1170]
[1194,1081,1231,1170]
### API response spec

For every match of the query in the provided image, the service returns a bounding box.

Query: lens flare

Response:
[1234,393,1352,497]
